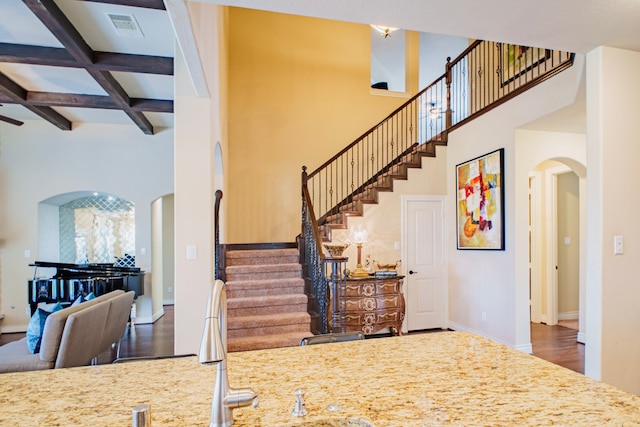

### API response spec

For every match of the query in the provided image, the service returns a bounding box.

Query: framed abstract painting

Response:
[456,148,505,250]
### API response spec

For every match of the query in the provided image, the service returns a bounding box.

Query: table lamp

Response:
[349,229,369,278]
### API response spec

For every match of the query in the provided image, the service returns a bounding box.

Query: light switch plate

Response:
[614,235,623,255]
[186,245,197,260]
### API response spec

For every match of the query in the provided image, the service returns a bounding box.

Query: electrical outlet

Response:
[481,312,487,321]
[167,286,173,294]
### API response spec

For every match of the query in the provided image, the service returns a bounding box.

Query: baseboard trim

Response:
[134,307,165,325]
[558,311,578,321]
[447,321,533,354]
[577,332,586,344]
[1,324,27,334]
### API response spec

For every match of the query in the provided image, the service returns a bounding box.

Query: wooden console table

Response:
[334,275,405,336]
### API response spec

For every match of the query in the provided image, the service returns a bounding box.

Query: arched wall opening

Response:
[529,158,586,346]
[38,191,136,268]
[514,129,587,354]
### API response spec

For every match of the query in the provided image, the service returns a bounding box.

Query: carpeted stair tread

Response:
[227,331,310,353]
[226,263,301,274]
[226,277,304,290]
[226,248,298,259]
[227,311,310,330]
[228,294,307,309]
[226,277,305,298]
[226,249,299,266]
[226,263,302,281]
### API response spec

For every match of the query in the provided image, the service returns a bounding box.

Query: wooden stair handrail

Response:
[302,167,326,260]
[306,76,445,180]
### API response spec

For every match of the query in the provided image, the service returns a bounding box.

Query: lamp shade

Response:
[350,229,368,244]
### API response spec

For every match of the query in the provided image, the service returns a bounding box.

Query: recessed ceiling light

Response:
[105,12,144,38]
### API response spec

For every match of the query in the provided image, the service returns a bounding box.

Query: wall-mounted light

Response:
[370,24,399,38]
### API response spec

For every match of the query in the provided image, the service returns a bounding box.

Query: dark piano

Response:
[28,261,144,314]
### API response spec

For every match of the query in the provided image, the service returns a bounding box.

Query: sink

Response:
[292,417,376,426]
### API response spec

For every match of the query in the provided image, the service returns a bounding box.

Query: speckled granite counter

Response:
[1,331,639,426]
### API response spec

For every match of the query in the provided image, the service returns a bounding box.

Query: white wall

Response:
[446,54,585,350]
[585,47,640,394]
[173,2,226,355]
[0,121,173,331]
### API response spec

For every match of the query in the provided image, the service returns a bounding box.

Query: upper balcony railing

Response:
[448,40,575,131]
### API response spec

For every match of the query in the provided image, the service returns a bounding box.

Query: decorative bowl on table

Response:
[324,243,349,257]
[374,260,401,271]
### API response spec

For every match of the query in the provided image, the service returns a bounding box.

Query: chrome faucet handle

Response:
[292,388,308,417]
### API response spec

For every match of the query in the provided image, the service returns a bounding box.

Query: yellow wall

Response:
[227,8,416,243]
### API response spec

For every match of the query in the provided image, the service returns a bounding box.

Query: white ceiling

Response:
[202,0,640,54]
[3,0,640,132]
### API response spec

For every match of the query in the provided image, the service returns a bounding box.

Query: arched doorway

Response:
[529,159,586,340]
[530,161,585,333]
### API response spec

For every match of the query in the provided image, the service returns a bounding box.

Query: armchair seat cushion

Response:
[0,338,53,373]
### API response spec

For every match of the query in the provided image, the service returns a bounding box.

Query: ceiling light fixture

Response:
[370,24,399,38]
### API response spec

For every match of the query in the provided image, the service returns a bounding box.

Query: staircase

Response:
[224,247,311,352]
[319,140,443,241]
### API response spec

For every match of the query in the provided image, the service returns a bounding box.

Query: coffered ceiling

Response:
[0,0,174,134]
[3,0,640,135]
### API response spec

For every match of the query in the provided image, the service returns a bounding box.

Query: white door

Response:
[403,197,446,331]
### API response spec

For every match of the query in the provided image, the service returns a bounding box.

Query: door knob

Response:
[409,270,417,275]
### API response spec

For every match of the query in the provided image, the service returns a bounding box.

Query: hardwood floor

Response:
[530,321,584,374]
[1,308,584,374]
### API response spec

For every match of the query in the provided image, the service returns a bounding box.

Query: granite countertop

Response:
[1,331,640,426]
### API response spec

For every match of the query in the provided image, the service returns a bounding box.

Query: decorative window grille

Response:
[59,194,135,267]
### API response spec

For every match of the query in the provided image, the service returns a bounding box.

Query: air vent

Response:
[106,13,144,37]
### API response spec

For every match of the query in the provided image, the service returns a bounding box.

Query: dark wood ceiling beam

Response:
[0,71,72,130]
[0,44,173,75]
[23,0,155,134]
[93,52,173,75]
[130,98,173,113]
[23,0,94,65]
[0,43,77,68]
[26,92,173,113]
[78,0,166,11]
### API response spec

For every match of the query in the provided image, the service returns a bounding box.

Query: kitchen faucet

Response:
[199,280,259,427]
